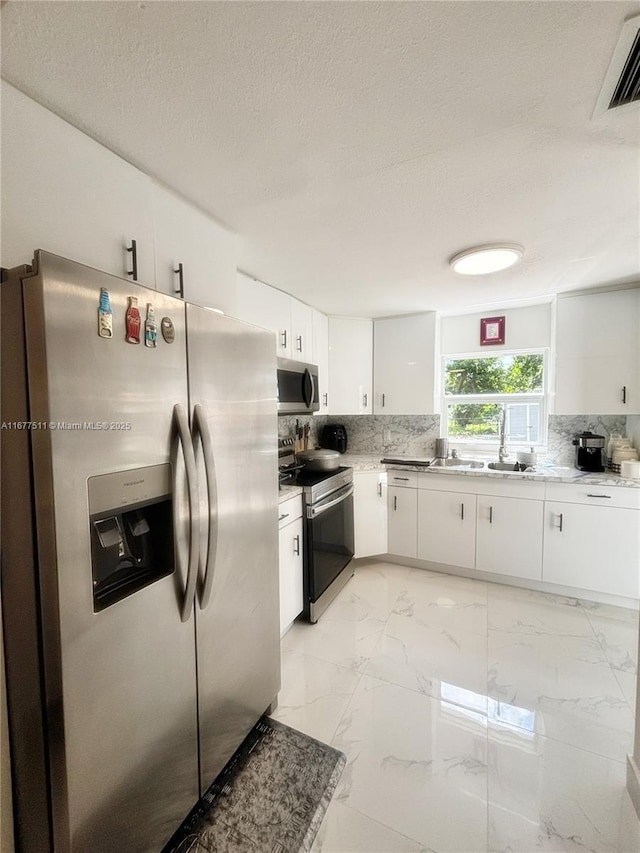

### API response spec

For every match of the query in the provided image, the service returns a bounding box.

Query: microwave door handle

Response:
[303,368,314,409]
[308,484,354,518]
[173,404,200,622]
[192,404,218,611]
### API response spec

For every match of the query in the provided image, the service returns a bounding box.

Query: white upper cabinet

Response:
[555,288,640,414]
[328,318,373,415]
[312,310,330,413]
[290,299,314,363]
[374,313,438,414]
[152,185,237,315]
[236,273,292,358]
[2,82,156,285]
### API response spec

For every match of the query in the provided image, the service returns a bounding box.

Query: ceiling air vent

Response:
[593,14,640,117]
[609,29,640,108]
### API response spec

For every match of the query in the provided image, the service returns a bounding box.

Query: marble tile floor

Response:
[271,560,640,853]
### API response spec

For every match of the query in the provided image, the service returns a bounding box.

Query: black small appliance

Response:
[320,423,348,454]
[572,431,605,472]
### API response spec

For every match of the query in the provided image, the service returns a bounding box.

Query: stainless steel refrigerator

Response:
[1,251,281,852]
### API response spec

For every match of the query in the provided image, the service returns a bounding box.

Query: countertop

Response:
[338,452,640,488]
[278,485,303,503]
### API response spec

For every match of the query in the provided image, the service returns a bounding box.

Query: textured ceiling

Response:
[1,1,639,316]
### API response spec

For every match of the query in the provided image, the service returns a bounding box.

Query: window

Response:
[443,351,547,447]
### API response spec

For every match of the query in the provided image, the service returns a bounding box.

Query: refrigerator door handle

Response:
[192,404,218,610]
[173,404,200,622]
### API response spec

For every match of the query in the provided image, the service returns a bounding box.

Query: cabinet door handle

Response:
[281,330,287,349]
[623,386,627,404]
[323,392,328,407]
[461,503,464,521]
[558,512,563,532]
[296,335,303,352]
[278,513,290,522]
[586,494,611,499]
[377,482,382,497]
[393,477,409,482]
[393,495,398,511]
[363,393,368,408]
[174,262,184,299]
[293,534,300,555]
[382,393,386,408]
[489,506,493,524]
[126,239,138,280]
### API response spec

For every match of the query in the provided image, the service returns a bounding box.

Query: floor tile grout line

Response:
[334,800,432,851]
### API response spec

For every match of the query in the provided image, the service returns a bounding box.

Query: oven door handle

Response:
[307,484,354,519]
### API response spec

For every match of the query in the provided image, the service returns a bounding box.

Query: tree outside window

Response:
[444,353,546,444]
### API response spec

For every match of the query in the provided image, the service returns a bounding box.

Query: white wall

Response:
[440,303,552,355]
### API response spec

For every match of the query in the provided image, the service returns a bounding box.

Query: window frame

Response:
[441,348,549,452]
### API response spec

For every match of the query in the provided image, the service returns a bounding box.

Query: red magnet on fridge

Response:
[125,296,141,344]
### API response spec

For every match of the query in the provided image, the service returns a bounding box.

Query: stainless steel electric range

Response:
[279,449,355,622]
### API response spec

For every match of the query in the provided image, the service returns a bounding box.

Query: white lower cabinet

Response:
[388,485,417,558]
[543,502,640,598]
[354,471,387,558]
[278,497,304,635]
[387,471,639,602]
[417,490,476,568]
[476,495,543,581]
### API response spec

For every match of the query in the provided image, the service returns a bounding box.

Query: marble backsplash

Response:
[544,415,630,466]
[320,415,441,457]
[278,412,636,466]
[277,414,326,448]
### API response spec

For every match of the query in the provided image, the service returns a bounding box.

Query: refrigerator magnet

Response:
[125,296,141,344]
[145,303,158,348]
[161,317,175,343]
[97,287,113,339]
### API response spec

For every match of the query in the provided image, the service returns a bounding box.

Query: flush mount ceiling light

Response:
[449,244,524,275]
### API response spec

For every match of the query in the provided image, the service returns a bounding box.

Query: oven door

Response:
[306,483,355,604]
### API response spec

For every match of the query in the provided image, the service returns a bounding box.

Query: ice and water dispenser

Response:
[88,464,174,611]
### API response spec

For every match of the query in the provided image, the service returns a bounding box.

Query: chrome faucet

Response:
[498,408,509,462]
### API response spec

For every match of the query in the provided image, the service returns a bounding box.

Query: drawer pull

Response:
[278,513,290,521]
[586,494,612,499]
[393,477,410,481]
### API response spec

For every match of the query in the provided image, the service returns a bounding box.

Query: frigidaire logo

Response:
[124,479,145,488]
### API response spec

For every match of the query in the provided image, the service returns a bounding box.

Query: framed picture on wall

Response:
[480,316,506,346]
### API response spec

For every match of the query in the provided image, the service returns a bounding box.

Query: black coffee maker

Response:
[572,431,605,472]
[320,423,348,454]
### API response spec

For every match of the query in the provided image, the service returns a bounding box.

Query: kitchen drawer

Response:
[474,478,545,500]
[278,494,303,527]
[387,469,419,488]
[418,472,481,495]
[545,483,640,510]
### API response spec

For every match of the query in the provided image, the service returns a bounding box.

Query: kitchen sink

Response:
[432,458,485,469]
[487,461,525,472]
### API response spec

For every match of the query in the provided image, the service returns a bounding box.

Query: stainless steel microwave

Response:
[277,358,320,414]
